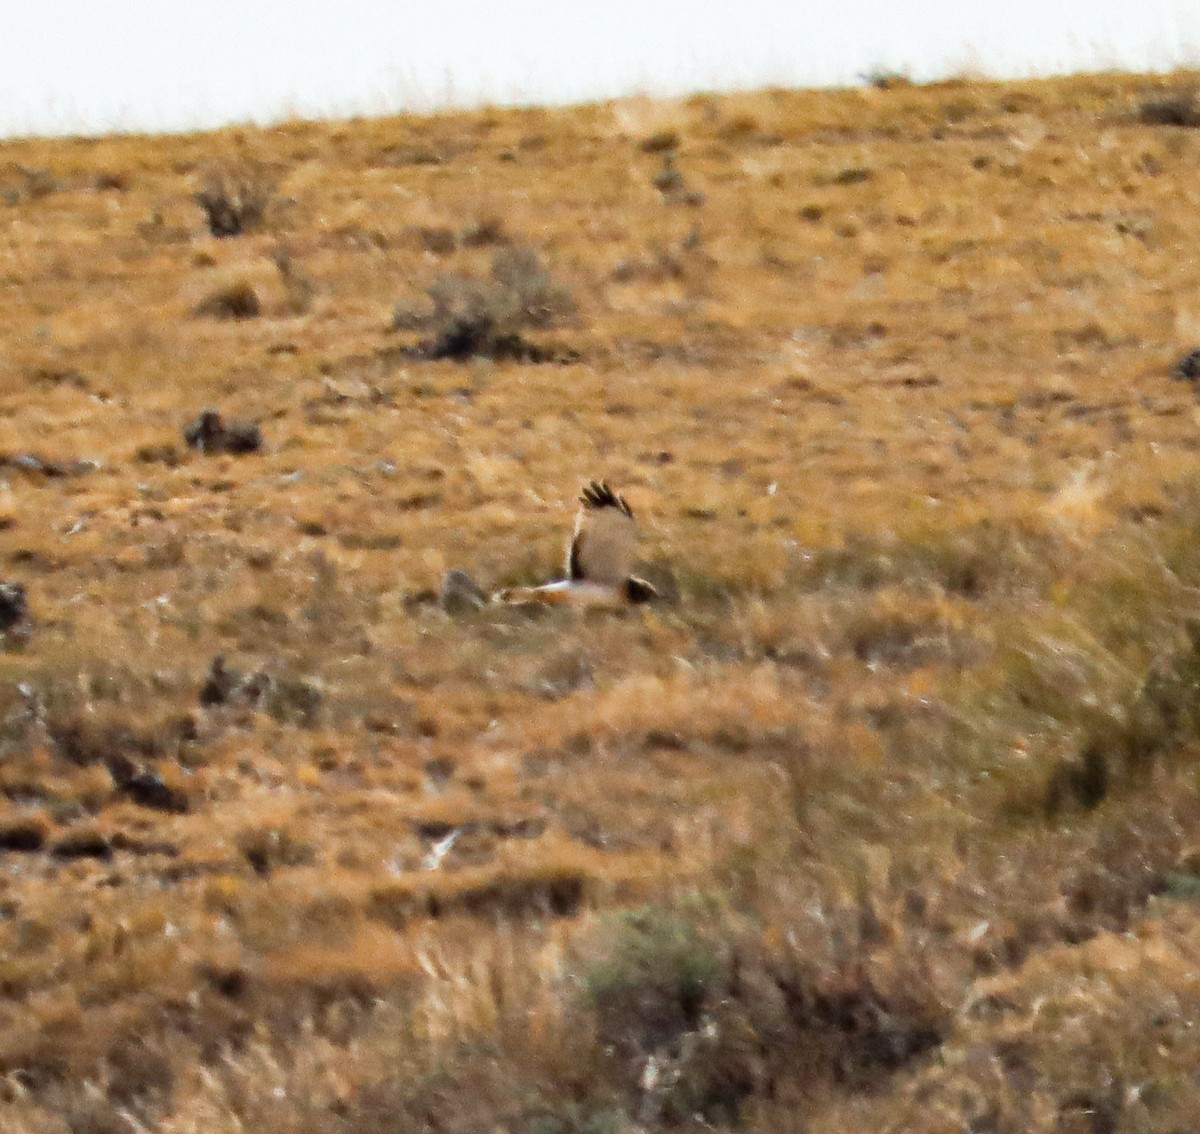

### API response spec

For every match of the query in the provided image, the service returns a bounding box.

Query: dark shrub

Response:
[1138,89,1200,127]
[195,162,278,237]
[405,245,575,361]
[1172,347,1200,381]
[583,907,722,1059]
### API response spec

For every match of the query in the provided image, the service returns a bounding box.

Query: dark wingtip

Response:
[579,480,607,508]
[580,480,632,518]
[625,577,659,604]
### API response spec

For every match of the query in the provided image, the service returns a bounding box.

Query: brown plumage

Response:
[494,481,659,607]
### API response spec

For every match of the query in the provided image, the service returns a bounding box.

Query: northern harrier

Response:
[494,481,659,608]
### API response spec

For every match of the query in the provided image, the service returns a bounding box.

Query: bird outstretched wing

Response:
[566,480,637,587]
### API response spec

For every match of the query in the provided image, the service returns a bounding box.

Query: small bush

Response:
[194,162,278,237]
[582,905,723,1059]
[460,214,508,247]
[192,278,261,319]
[271,245,315,314]
[189,251,308,319]
[639,129,680,154]
[19,167,59,201]
[651,155,705,205]
[263,674,323,726]
[403,245,575,361]
[861,66,913,90]
[489,244,575,328]
[238,826,315,876]
[421,277,511,358]
[1047,620,1200,814]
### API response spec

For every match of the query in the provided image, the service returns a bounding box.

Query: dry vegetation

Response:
[4,70,1200,1131]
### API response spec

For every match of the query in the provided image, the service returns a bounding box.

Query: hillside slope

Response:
[4,71,1200,1132]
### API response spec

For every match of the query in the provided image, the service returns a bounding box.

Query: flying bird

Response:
[494,481,659,608]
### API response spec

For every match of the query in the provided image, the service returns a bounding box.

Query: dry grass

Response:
[5,69,1200,1129]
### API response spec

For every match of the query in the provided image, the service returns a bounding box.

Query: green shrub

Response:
[582,905,723,1059]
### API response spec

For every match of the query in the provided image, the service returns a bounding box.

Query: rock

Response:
[222,422,264,454]
[440,569,488,614]
[0,582,28,632]
[1173,348,1200,382]
[183,410,263,455]
[0,452,98,478]
[184,409,223,451]
[120,769,190,814]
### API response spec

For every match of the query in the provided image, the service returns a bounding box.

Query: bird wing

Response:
[566,481,637,586]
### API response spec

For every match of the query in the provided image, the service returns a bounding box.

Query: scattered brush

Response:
[15,71,1200,1134]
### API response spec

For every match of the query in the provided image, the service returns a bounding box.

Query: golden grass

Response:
[6,69,1200,1129]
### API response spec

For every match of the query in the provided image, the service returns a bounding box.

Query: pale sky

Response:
[1,1,1199,138]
